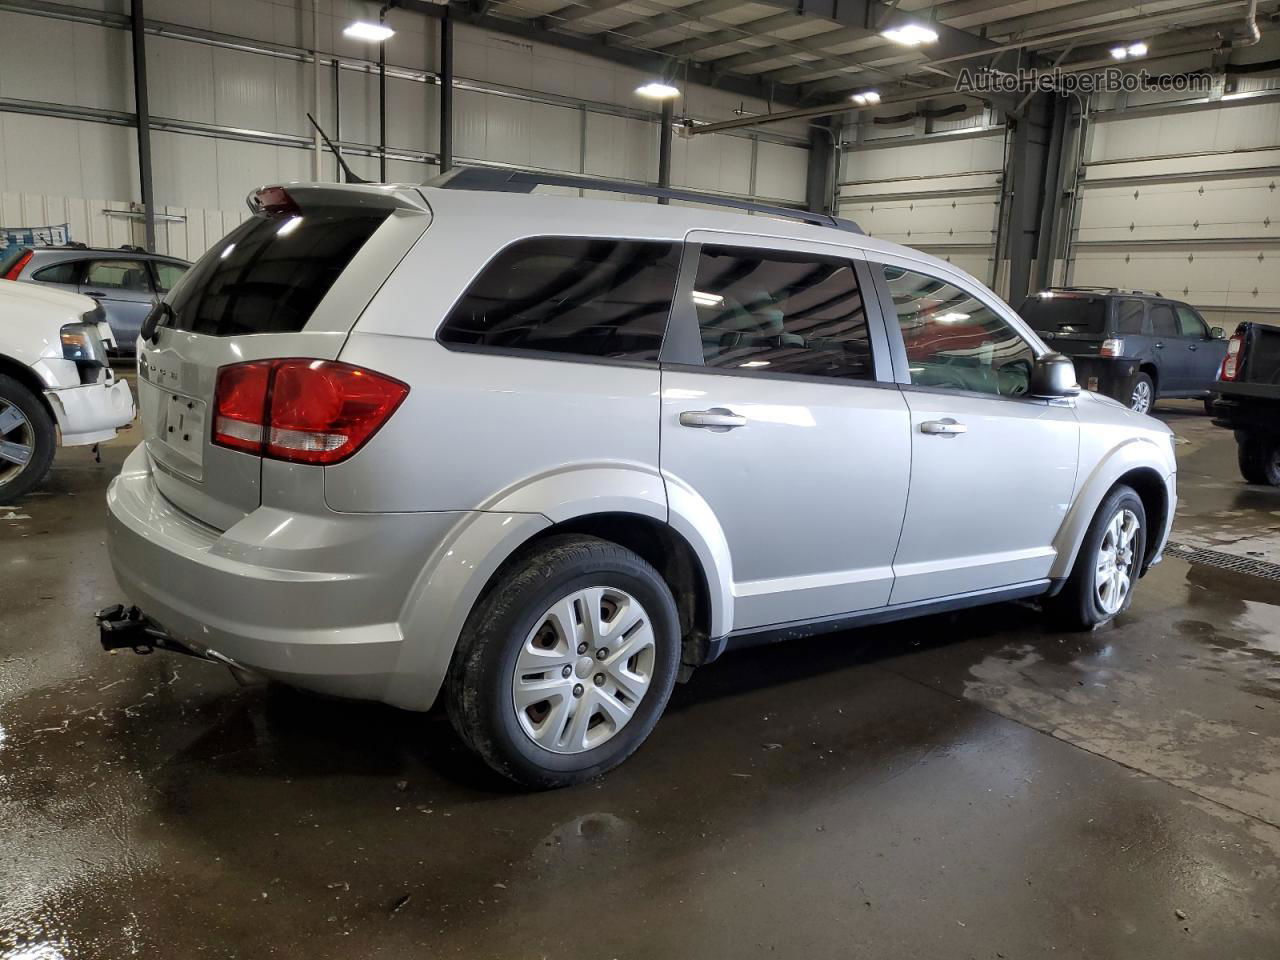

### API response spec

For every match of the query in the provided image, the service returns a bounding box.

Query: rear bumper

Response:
[47,378,134,446]
[105,444,466,705]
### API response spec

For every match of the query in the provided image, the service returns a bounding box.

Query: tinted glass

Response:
[1149,303,1178,337]
[1020,295,1106,334]
[153,261,189,293]
[1115,299,1145,334]
[33,262,81,284]
[1176,305,1207,338]
[85,260,150,291]
[0,246,29,276]
[439,237,679,362]
[691,245,872,381]
[886,266,1035,398]
[166,207,389,337]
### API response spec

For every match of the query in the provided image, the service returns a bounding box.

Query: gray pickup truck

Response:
[1211,322,1280,485]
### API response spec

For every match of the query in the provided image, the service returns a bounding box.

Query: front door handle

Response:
[1155,341,1165,349]
[920,418,967,437]
[1188,343,1198,351]
[85,290,106,298]
[680,408,747,431]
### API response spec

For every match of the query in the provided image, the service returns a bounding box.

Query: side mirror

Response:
[1210,326,1226,340]
[1029,352,1081,399]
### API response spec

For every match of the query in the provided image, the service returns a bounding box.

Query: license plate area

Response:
[147,388,206,478]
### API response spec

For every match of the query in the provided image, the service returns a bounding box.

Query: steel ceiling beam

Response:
[540,0,633,27]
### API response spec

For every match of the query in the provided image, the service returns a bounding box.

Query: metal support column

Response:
[1005,92,1055,308]
[333,60,344,183]
[657,99,673,204]
[805,118,838,215]
[378,7,387,182]
[311,0,322,180]
[439,9,453,173]
[1033,96,1070,293]
[130,0,156,251]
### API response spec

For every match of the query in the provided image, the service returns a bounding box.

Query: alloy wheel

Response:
[0,398,34,487]
[1095,508,1140,616]
[1130,380,1152,414]
[512,585,656,755]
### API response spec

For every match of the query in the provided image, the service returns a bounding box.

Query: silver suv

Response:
[102,177,1177,787]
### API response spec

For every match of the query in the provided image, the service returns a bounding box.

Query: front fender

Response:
[1051,437,1175,580]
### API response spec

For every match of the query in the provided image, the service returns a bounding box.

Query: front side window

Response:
[1149,303,1178,337]
[884,265,1036,398]
[1115,299,1145,335]
[439,237,680,362]
[84,259,151,292]
[152,261,189,293]
[1176,305,1207,338]
[690,245,873,381]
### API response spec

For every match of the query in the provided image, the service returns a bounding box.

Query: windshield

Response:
[163,206,390,337]
[1019,296,1108,335]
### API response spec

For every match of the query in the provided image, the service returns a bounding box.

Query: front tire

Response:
[1237,432,1280,486]
[446,534,681,788]
[1053,485,1147,630]
[0,374,56,502]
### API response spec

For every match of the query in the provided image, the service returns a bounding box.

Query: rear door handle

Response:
[1188,343,1198,351]
[679,408,747,431]
[920,418,967,437]
[85,291,106,298]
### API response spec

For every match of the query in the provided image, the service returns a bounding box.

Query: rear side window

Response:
[33,261,82,284]
[165,206,389,337]
[85,259,151,292]
[690,245,873,381]
[1115,299,1145,334]
[1150,303,1178,337]
[1019,296,1106,334]
[439,237,680,362]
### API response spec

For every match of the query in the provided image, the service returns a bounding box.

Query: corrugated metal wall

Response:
[0,0,810,261]
[836,117,1005,291]
[1069,83,1280,330]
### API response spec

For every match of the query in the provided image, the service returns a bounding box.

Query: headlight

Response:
[61,322,108,366]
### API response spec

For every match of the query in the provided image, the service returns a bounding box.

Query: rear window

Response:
[164,206,390,337]
[438,237,680,362]
[1019,296,1108,335]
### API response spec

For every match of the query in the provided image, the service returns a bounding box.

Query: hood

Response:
[0,278,97,316]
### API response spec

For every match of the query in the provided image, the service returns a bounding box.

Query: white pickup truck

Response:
[0,280,135,500]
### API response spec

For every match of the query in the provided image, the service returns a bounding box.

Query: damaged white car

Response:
[0,280,134,500]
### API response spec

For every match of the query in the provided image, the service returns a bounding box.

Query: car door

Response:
[1174,303,1227,391]
[869,257,1081,605]
[659,235,911,632]
[80,258,155,349]
[1146,301,1183,392]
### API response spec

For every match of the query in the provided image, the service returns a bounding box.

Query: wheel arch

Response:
[1139,363,1159,394]
[0,353,56,423]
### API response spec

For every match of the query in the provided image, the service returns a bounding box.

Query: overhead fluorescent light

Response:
[851,90,882,106]
[882,24,939,46]
[1111,46,1130,59]
[935,312,971,323]
[692,291,724,307]
[636,81,680,100]
[739,360,771,368]
[1128,41,1149,57]
[344,21,394,42]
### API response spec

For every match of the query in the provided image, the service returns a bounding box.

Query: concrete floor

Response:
[2,400,1279,959]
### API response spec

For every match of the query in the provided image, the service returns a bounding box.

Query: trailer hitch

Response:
[95,604,263,685]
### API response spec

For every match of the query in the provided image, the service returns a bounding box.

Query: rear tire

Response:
[0,374,56,502]
[1237,432,1280,486]
[1203,397,1216,417]
[446,534,681,789]
[1052,485,1147,631]
[1129,373,1155,414]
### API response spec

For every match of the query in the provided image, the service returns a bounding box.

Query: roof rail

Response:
[423,167,863,235]
[1044,285,1165,297]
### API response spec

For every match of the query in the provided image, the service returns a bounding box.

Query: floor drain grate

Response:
[1165,543,1280,581]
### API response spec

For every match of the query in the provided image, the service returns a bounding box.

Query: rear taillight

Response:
[1100,338,1125,357]
[1220,333,1244,382]
[212,359,407,465]
[2,250,33,281]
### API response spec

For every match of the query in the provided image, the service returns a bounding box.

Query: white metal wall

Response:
[1070,81,1280,330]
[837,119,1005,289]
[0,0,809,260]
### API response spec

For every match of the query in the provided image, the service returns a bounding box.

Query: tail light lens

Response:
[1100,338,1125,357]
[2,250,33,280]
[212,359,407,464]
[1220,333,1244,381]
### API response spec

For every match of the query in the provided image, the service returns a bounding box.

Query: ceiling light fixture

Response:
[636,81,680,100]
[851,90,882,106]
[1128,41,1149,57]
[344,21,394,42]
[692,291,724,307]
[882,23,939,46]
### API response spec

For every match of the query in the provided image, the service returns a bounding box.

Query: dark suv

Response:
[0,244,190,354]
[1018,287,1227,413]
